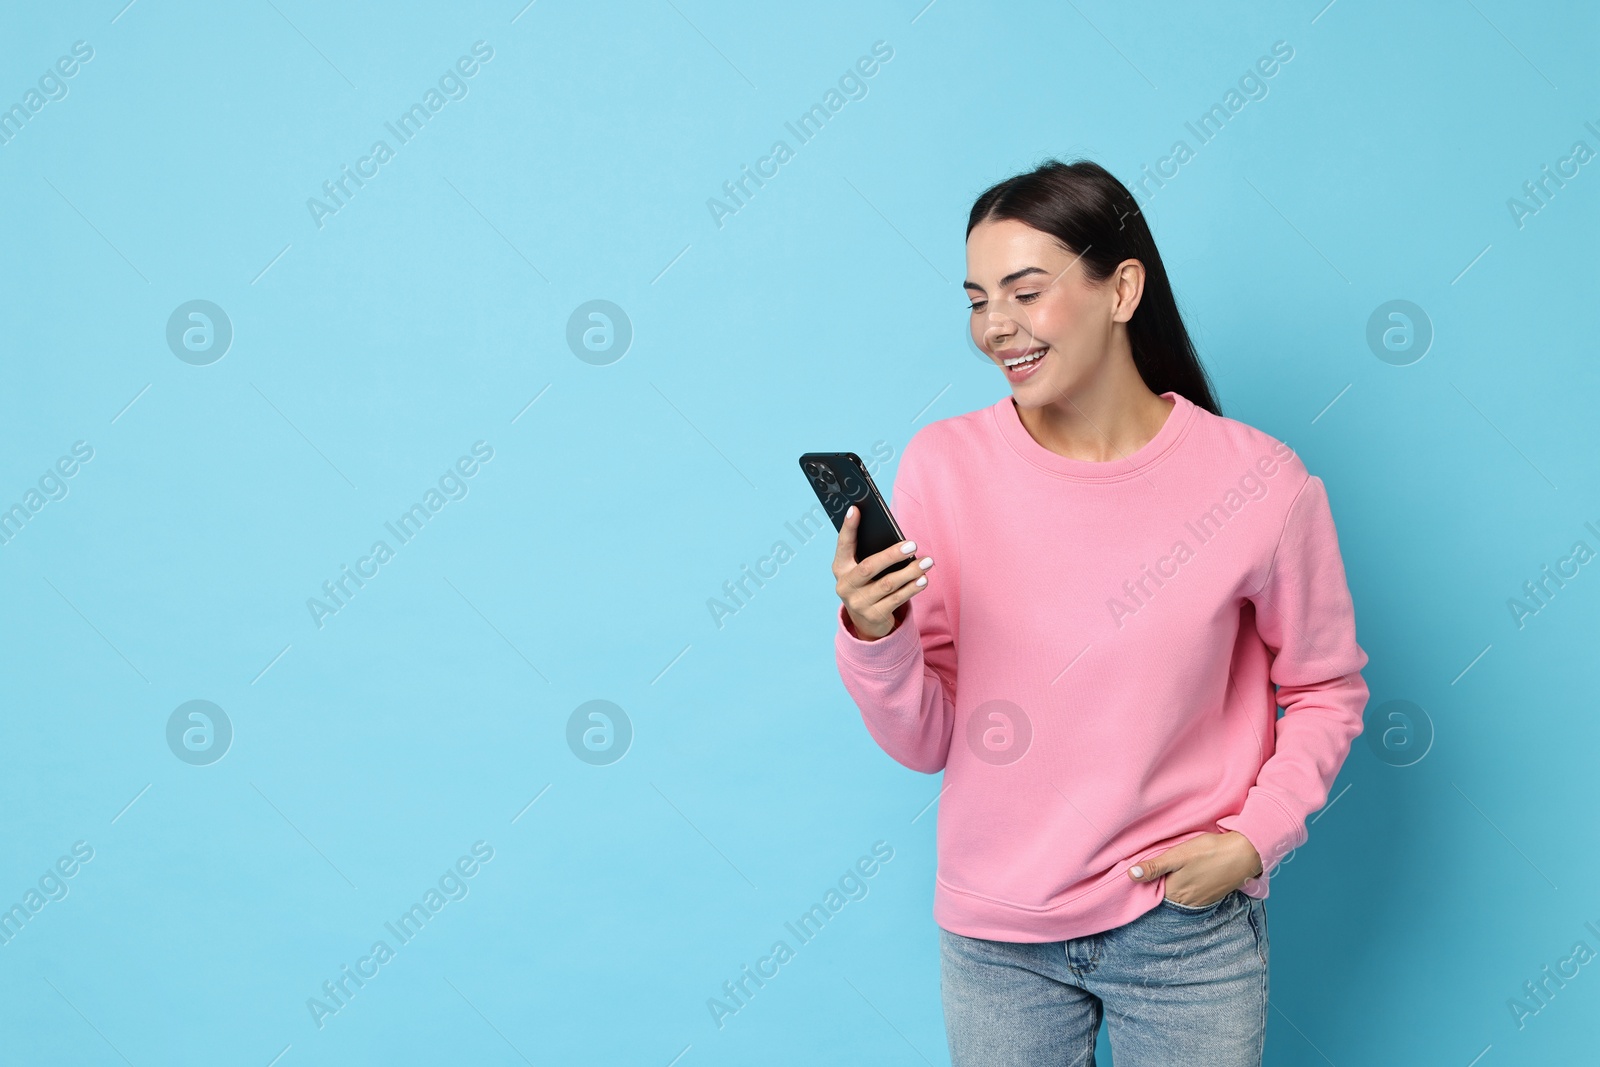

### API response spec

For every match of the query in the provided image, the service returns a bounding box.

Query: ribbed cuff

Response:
[1216,792,1305,893]
[835,602,919,671]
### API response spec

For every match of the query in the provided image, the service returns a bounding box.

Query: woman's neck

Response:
[1013,372,1173,464]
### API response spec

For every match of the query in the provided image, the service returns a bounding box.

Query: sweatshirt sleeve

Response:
[1217,473,1370,893]
[833,447,959,774]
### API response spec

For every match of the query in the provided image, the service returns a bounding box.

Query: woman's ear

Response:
[1111,259,1146,323]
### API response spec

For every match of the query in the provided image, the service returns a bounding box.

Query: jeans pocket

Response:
[1160,890,1233,914]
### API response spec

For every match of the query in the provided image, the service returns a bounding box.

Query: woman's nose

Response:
[984,317,1014,346]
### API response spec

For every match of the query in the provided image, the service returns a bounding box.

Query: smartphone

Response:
[798,452,912,579]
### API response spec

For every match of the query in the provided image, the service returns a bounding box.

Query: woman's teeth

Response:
[1005,348,1046,367]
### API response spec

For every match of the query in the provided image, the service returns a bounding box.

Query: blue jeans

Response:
[939,889,1269,1066]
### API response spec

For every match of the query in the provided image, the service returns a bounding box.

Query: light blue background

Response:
[1,1,1597,1063]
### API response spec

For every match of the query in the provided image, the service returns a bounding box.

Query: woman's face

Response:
[964,218,1140,401]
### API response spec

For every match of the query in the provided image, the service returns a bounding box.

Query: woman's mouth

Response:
[1001,346,1048,382]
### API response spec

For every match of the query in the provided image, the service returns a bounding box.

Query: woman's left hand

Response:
[1128,831,1263,907]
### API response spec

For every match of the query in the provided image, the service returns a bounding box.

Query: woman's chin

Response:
[1011,373,1071,404]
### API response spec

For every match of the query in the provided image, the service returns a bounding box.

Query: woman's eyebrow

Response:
[962,266,1048,293]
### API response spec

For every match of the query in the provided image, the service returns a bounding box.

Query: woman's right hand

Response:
[833,505,935,641]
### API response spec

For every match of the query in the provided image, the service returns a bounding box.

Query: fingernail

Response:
[900,541,916,553]
[846,506,855,517]
[918,557,934,570]
[1130,865,1144,878]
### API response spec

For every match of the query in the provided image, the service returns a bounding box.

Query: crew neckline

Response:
[992,390,1195,481]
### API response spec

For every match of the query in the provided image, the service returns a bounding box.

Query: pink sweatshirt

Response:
[834,390,1369,942]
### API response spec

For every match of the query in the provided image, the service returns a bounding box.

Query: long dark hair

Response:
[966,159,1222,417]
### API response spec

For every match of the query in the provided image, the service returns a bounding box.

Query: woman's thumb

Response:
[1128,854,1168,881]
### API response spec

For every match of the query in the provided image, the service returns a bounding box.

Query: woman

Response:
[831,159,1369,1066]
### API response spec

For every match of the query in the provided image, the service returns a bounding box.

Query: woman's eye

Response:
[967,301,986,312]
[1016,292,1040,303]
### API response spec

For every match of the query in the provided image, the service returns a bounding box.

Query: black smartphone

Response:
[798,452,912,579]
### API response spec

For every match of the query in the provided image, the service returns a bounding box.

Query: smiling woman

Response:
[829,158,1371,1067]
[960,162,1219,450]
